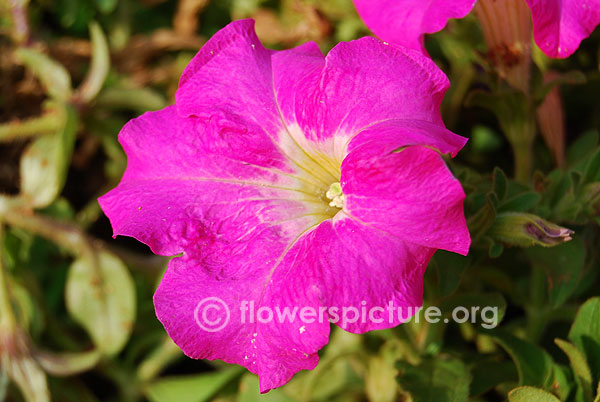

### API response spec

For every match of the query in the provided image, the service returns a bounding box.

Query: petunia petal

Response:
[341,143,471,256]
[525,0,600,58]
[347,119,468,158]
[155,214,436,392]
[265,217,436,334]
[353,0,477,54]
[98,106,321,256]
[176,19,284,147]
[153,205,327,393]
[276,37,452,145]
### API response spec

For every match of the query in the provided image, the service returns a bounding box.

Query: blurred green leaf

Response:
[4,354,50,402]
[498,192,541,212]
[508,386,561,402]
[555,338,593,402]
[470,125,504,153]
[433,251,471,297]
[237,374,293,402]
[525,238,586,306]
[582,149,600,185]
[14,48,72,101]
[144,367,243,402]
[76,21,110,103]
[65,250,136,356]
[95,87,167,112]
[567,130,599,166]
[569,297,600,382]
[396,356,470,402]
[95,0,118,14]
[488,331,555,388]
[470,360,517,396]
[33,349,101,377]
[493,167,508,201]
[20,104,78,208]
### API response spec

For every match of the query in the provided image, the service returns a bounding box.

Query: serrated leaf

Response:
[20,104,78,208]
[555,339,593,402]
[65,250,135,356]
[508,386,561,402]
[144,367,243,402]
[15,48,72,101]
[396,356,471,402]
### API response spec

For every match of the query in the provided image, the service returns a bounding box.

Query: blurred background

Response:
[1,0,600,401]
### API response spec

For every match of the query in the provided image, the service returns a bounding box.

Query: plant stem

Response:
[512,138,534,184]
[0,225,16,332]
[526,265,548,342]
[0,210,93,258]
[0,112,63,143]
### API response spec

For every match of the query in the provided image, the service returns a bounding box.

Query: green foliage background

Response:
[0,0,599,401]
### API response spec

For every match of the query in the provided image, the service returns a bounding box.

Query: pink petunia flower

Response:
[98,19,470,392]
[353,0,600,59]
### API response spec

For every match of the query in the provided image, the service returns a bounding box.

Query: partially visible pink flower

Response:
[98,20,470,392]
[353,0,600,58]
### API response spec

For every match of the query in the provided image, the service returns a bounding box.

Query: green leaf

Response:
[76,21,110,103]
[582,149,600,185]
[396,356,471,402]
[567,130,599,166]
[20,104,78,208]
[144,367,243,402]
[33,349,101,377]
[498,192,541,213]
[493,167,509,201]
[569,298,600,381]
[467,193,497,242]
[508,386,561,402]
[594,381,600,402]
[488,241,504,258]
[555,339,593,402]
[5,355,50,402]
[95,87,167,112]
[525,238,586,306]
[470,360,518,396]
[433,251,471,297]
[95,0,118,14]
[488,331,554,388]
[15,48,72,101]
[65,250,136,356]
